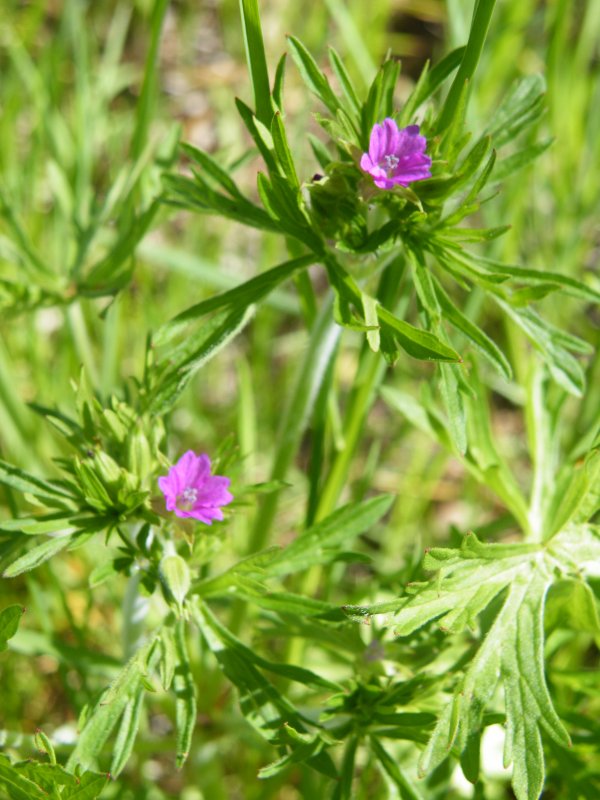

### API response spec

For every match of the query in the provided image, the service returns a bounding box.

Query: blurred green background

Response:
[1,1,599,797]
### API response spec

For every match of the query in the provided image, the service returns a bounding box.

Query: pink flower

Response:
[158,451,233,524]
[360,119,432,190]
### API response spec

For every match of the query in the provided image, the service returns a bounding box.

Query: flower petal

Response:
[197,476,233,508]
[397,125,427,156]
[368,122,385,162]
[158,450,233,524]
[187,453,212,488]
[191,506,224,524]
[157,475,174,496]
[361,120,431,189]
[374,178,394,189]
[383,118,400,155]
[360,153,375,173]
[174,450,200,485]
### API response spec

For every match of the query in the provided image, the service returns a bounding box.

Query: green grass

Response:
[1,1,600,798]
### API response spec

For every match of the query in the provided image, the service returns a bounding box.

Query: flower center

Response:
[178,486,198,510]
[383,154,399,174]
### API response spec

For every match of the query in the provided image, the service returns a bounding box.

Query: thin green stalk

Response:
[67,0,92,229]
[247,295,341,553]
[130,0,169,160]
[314,348,385,522]
[314,257,408,522]
[323,0,376,91]
[65,302,99,387]
[101,295,122,397]
[437,0,497,133]
[0,339,32,457]
[239,0,272,127]
[297,260,408,601]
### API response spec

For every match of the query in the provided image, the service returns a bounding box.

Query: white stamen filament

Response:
[179,487,198,508]
[384,154,399,173]
[183,487,198,503]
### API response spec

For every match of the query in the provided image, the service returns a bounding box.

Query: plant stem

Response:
[315,347,385,522]
[247,295,341,553]
[437,0,497,133]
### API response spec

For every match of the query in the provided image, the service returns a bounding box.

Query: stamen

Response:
[182,487,198,504]
[384,154,399,173]
[177,486,199,510]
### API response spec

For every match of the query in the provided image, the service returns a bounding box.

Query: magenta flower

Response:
[360,119,432,190]
[158,451,233,524]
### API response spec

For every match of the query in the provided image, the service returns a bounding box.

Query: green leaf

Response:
[325,257,460,362]
[61,771,110,800]
[89,559,121,588]
[331,737,358,800]
[287,36,341,117]
[174,620,197,768]
[154,255,313,348]
[149,305,255,414]
[485,74,546,147]
[308,134,332,170]
[3,535,74,578]
[0,459,75,508]
[78,204,158,297]
[377,306,461,362]
[495,299,587,396]
[195,595,340,691]
[410,251,441,320]
[371,737,425,800]
[164,172,279,233]
[192,601,338,779]
[381,380,531,531]
[328,47,361,117]
[110,688,144,777]
[543,450,600,540]
[440,225,511,243]
[67,640,156,771]
[494,138,553,180]
[271,112,299,187]
[272,53,287,112]
[192,547,281,597]
[256,173,321,248]
[0,755,108,800]
[234,97,279,173]
[477,256,600,303]
[436,0,496,133]
[159,555,191,612]
[399,47,465,127]
[158,627,177,691]
[267,495,394,576]
[362,292,380,352]
[361,59,400,142]
[181,143,244,198]
[545,579,600,633]
[258,723,336,778]
[239,0,272,126]
[434,279,512,378]
[0,605,24,652]
[233,587,347,624]
[365,533,576,800]
[439,363,467,455]
[129,0,169,159]
[33,729,56,765]
[0,756,57,800]
[456,135,493,184]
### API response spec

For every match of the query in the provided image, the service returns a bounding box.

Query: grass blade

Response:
[239,0,272,126]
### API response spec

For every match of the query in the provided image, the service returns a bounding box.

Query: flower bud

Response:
[126,427,152,481]
[93,450,122,487]
[159,554,191,612]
